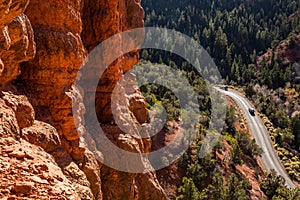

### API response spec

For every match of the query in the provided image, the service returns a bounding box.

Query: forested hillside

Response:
[140,0,300,198]
[141,0,300,147]
[142,0,299,86]
[141,0,300,150]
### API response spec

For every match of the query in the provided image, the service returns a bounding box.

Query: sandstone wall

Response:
[80,0,167,199]
[81,0,144,122]
[0,0,35,87]
[0,0,168,199]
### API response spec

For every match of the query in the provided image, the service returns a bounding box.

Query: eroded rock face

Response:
[19,0,87,160]
[0,98,20,140]
[0,94,81,199]
[81,151,103,200]
[0,0,98,199]
[22,120,61,153]
[0,137,81,199]
[0,90,100,199]
[1,0,168,199]
[2,91,35,129]
[81,0,167,199]
[0,0,29,27]
[92,79,167,199]
[63,162,94,199]
[125,74,147,124]
[0,0,35,87]
[81,0,144,122]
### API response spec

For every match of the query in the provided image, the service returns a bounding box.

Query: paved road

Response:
[216,87,296,188]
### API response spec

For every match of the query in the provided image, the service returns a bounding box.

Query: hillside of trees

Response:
[141,0,300,155]
[136,62,300,199]
[140,1,300,148]
[142,0,299,85]
[143,0,300,82]
[139,0,300,198]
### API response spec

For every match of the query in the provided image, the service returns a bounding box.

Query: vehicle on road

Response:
[248,107,255,116]
[219,85,228,91]
[218,89,295,188]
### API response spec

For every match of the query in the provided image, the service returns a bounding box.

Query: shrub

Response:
[235,131,263,157]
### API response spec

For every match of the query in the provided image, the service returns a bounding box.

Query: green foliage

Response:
[142,0,300,87]
[291,114,300,149]
[176,109,264,199]
[252,89,299,150]
[177,177,206,200]
[244,84,256,98]
[275,128,295,147]
[273,187,300,200]
[224,106,236,134]
[260,169,287,198]
[229,142,244,166]
[219,174,250,200]
[178,159,252,200]
[203,172,224,200]
[260,169,300,199]
[223,132,235,145]
[270,109,290,129]
[137,63,210,122]
[235,131,263,157]
[226,130,263,167]
[142,0,300,153]
[141,1,300,196]
[261,113,300,182]
[202,172,250,200]
[186,161,208,189]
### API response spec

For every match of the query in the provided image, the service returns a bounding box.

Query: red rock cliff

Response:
[80,0,166,199]
[0,0,35,87]
[0,0,167,199]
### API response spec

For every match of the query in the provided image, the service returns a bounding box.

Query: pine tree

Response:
[177,177,204,200]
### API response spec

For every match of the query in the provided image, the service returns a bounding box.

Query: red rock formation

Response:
[81,0,144,122]
[0,97,20,139]
[0,96,82,199]
[0,0,35,87]
[16,1,103,198]
[20,0,86,145]
[2,91,34,129]
[0,0,168,199]
[0,141,80,199]
[80,1,167,198]
[22,120,61,153]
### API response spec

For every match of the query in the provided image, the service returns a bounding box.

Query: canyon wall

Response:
[0,0,167,199]
[0,1,85,199]
[80,0,166,199]
[0,0,35,87]
[81,0,145,122]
